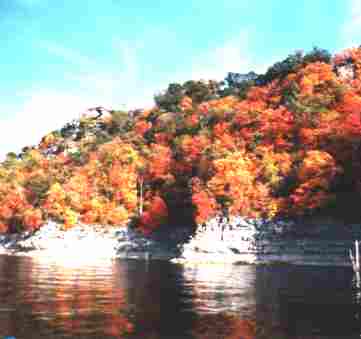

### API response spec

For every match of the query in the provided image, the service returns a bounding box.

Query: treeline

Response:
[1,46,361,234]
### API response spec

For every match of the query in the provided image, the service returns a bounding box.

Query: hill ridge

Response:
[1,46,361,234]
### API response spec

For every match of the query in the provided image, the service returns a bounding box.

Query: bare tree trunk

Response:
[350,240,360,273]
[356,240,360,271]
[139,178,143,215]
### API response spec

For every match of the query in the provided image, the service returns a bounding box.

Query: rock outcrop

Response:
[1,216,360,266]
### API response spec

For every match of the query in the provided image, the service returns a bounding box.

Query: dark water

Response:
[0,255,361,339]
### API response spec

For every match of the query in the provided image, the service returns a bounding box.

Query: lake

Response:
[0,254,360,338]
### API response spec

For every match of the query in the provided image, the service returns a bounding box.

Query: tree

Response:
[220,72,259,98]
[258,51,304,85]
[154,83,184,111]
[303,47,332,65]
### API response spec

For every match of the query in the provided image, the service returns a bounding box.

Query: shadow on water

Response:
[2,255,361,338]
[256,265,361,339]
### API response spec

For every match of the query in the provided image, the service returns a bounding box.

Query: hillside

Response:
[1,46,361,235]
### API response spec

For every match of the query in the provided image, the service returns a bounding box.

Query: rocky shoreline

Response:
[0,220,189,261]
[0,217,257,263]
[0,216,360,266]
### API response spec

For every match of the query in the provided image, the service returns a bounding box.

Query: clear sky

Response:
[0,0,360,158]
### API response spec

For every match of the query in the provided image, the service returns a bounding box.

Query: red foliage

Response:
[192,190,217,224]
[138,196,168,234]
[3,46,361,234]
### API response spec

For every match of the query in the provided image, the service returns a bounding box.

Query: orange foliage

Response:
[299,62,335,96]
[180,96,193,111]
[135,120,152,135]
[180,134,209,162]
[0,222,7,233]
[297,150,338,182]
[2,46,361,234]
[23,208,43,231]
[290,151,339,212]
[185,113,200,128]
[148,144,173,179]
[192,190,217,224]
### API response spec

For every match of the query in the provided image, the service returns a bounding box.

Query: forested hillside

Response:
[1,47,361,234]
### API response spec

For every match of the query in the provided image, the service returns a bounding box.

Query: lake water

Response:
[0,254,360,339]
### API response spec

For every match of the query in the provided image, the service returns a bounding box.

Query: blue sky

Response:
[0,0,360,158]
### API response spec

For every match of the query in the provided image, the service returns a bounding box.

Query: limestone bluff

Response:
[0,46,361,252]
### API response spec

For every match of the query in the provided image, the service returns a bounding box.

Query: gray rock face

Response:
[0,216,360,266]
[174,216,361,265]
[0,221,181,260]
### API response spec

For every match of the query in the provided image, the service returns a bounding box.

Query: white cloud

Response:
[191,32,252,80]
[169,30,266,84]
[41,42,96,68]
[148,31,268,103]
[0,32,261,160]
[0,41,154,160]
[343,0,361,48]
[42,40,153,109]
[39,32,263,109]
[0,90,99,159]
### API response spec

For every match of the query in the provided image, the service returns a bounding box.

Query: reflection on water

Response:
[182,264,256,314]
[0,255,134,338]
[0,255,361,338]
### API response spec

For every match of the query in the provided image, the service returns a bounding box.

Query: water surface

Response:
[0,254,360,338]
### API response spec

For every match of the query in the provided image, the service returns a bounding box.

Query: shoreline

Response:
[0,216,358,267]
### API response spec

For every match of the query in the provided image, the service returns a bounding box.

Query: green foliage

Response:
[108,110,132,134]
[69,150,88,166]
[183,80,220,103]
[258,47,332,85]
[259,51,304,85]
[25,176,51,206]
[303,47,332,65]
[60,122,77,138]
[221,72,258,98]
[2,45,361,234]
[155,80,222,111]
[3,152,18,168]
[154,83,184,111]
